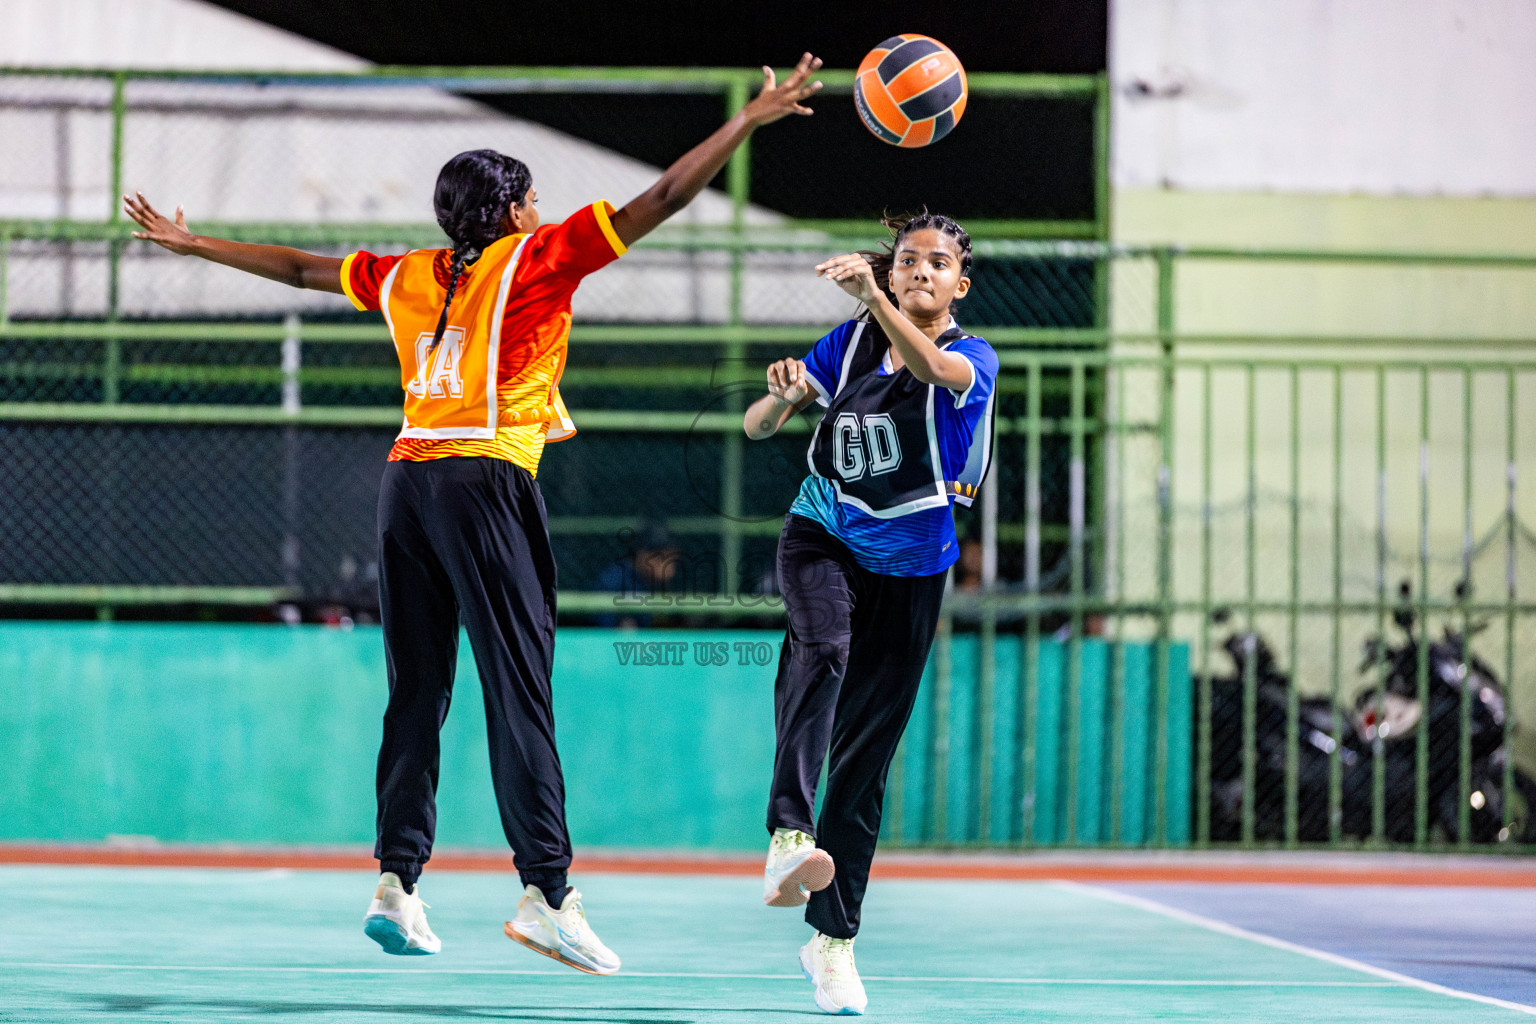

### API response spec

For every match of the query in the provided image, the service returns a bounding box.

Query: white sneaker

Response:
[504,884,621,975]
[800,931,868,1015]
[363,872,441,955]
[764,828,835,907]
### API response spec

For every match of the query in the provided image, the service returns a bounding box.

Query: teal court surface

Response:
[4,865,1536,1022]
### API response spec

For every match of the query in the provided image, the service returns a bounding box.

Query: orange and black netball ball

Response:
[854,34,968,148]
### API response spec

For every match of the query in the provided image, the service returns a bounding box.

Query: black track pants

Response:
[767,513,947,938]
[373,457,570,899]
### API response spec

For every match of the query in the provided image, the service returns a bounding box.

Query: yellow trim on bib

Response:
[592,200,628,257]
[339,252,366,311]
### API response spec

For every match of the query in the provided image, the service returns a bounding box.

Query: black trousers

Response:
[374,457,570,898]
[767,513,947,938]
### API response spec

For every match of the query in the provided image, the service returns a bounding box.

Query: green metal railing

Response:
[905,350,1536,853]
[4,255,1534,850]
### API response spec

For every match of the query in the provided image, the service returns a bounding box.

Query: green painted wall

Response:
[1114,189,1536,255]
[0,623,1190,850]
[1111,190,1536,340]
[896,637,1192,846]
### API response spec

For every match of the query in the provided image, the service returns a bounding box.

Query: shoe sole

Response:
[364,915,436,956]
[799,947,864,1015]
[765,850,835,908]
[503,921,619,976]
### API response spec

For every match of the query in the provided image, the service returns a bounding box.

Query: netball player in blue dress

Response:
[743,213,997,1015]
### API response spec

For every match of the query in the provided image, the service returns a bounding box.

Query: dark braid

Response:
[857,208,974,319]
[430,248,473,353]
[428,149,533,351]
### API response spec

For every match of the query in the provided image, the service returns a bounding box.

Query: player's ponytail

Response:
[857,209,974,318]
[428,149,533,351]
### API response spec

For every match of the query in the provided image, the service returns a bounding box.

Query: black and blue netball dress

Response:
[766,312,999,943]
[789,315,998,576]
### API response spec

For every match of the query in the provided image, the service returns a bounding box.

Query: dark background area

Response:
[486,91,1095,222]
[205,1,1107,75]
[207,1,1107,223]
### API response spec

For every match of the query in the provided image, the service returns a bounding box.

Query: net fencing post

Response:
[282,313,303,594]
[720,75,750,595]
[1373,367,1389,845]
[1285,366,1302,847]
[105,72,126,403]
[975,450,999,841]
[1020,361,1043,845]
[1154,248,1176,845]
[1416,368,1431,848]
[1066,360,1087,844]
[1329,366,1345,843]
[1241,363,1257,847]
[1459,367,1475,849]
[1197,363,1213,846]
[1504,370,1519,844]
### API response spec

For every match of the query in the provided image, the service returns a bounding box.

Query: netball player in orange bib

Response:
[123,53,823,975]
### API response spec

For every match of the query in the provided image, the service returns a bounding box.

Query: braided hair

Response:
[857,209,974,319]
[428,149,533,351]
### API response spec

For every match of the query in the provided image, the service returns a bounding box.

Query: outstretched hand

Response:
[120,190,344,293]
[123,192,198,255]
[816,253,882,305]
[741,53,824,127]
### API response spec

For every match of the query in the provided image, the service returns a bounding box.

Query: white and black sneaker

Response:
[363,872,441,955]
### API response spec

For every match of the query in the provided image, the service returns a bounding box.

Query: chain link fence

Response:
[0,65,1105,619]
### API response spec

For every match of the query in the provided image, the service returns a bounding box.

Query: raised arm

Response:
[122,192,345,294]
[815,254,973,390]
[609,54,822,249]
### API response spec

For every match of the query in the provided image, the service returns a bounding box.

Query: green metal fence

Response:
[936,342,1536,853]
[2,65,1534,852]
[4,238,1533,852]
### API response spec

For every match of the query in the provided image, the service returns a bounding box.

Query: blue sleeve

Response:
[947,336,998,413]
[800,320,857,407]
[938,336,999,502]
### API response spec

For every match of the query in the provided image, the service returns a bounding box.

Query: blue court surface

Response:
[1109,882,1536,1010]
[4,865,1534,1022]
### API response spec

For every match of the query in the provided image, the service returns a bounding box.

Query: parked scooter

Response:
[1351,580,1536,844]
[1197,592,1534,844]
[1198,610,1362,841]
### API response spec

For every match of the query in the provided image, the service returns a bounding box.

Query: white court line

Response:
[1063,882,1536,1018]
[870,979,1393,987]
[0,962,1391,986]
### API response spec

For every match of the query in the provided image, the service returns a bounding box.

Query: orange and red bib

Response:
[380,234,573,443]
